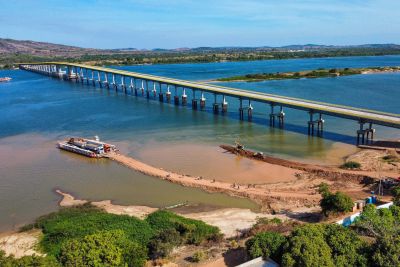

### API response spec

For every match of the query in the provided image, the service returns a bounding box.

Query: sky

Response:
[1,0,399,49]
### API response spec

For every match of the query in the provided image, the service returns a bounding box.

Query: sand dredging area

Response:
[106,145,398,212]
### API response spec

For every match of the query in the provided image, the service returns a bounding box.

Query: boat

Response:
[0,77,12,82]
[57,136,116,158]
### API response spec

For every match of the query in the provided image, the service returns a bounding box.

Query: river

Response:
[0,55,399,231]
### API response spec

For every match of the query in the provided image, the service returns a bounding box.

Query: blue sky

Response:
[1,0,399,49]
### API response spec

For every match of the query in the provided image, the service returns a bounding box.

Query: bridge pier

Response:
[129,78,134,94]
[174,86,179,105]
[357,122,375,145]
[158,83,164,102]
[140,80,145,96]
[152,83,157,98]
[308,112,324,136]
[200,92,206,109]
[269,104,285,128]
[192,90,198,109]
[112,74,117,90]
[213,94,219,114]
[146,81,150,98]
[239,99,244,120]
[104,73,109,88]
[166,86,171,102]
[182,88,187,106]
[97,72,102,88]
[247,100,253,121]
[121,76,126,92]
[221,96,228,114]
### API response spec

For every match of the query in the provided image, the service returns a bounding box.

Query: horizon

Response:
[2,36,400,51]
[1,0,400,49]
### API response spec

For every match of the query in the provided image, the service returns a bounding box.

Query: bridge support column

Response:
[213,94,219,114]
[239,99,244,120]
[174,86,179,105]
[112,74,117,90]
[129,78,134,94]
[182,89,187,106]
[247,100,253,121]
[152,83,157,98]
[278,106,285,128]
[316,113,324,135]
[166,86,171,102]
[146,81,150,98]
[121,76,126,93]
[104,73,109,88]
[159,84,164,102]
[308,111,315,135]
[357,122,375,145]
[221,96,228,114]
[141,80,145,96]
[97,72,102,88]
[92,71,96,86]
[192,90,197,109]
[200,92,206,109]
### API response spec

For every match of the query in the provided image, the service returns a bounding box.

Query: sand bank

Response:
[0,230,42,258]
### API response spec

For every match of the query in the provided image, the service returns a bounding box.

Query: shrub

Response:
[245,232,286,261]
[146,210,221,245]
[340,161,361,169]
[0,251,61,267]
[33,204,154,256]
[319,183,353,216]
[392,186,400,206]
[192,250,207,262]
[147,228,182,259]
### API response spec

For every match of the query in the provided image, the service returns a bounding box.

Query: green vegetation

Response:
[2,46,400,69]
[245,231,286,260]
[145,210,221,245]
[246,224,368,266]
[392,186,400,206]
[340,161,361,169]
[191,250,207,262]
[0,251,60,267]
[216,66,400,82]
[19,204,221,266]
[319,183,354,216]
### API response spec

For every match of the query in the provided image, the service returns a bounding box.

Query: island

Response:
[215,66,400,82]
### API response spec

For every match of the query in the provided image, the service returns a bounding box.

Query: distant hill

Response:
[1,37,399,58]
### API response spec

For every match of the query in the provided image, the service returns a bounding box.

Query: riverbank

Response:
[105,143,396,212]
[214,66,400,82]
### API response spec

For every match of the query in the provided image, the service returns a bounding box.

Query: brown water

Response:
[0,134,258,232]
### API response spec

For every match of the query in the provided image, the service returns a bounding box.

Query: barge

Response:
[0,77,12,82]
[57,136,116,158]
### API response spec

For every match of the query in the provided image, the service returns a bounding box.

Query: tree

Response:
[0,251,61,267]
[59,230,147,267]
[372,234,400,266]
[281,224,334,267]
[147,228,182,259]
[318,183,353,216]
[392,186,400,206]
[245,232,286,261]
[323,224,368,267]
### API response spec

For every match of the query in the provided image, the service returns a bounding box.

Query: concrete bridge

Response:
[19,62,400,144]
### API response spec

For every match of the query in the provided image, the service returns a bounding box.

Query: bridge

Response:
[19,62,400,144]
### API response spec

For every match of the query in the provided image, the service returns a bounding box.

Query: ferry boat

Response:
[0,77,12,82]
[57,136,116,158]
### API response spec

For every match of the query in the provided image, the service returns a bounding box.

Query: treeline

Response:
[2,47,400,69]
[217,66,400,82]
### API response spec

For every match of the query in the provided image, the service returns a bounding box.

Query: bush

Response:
[191,250,207,262]
[245,232,286,261]
[319,183,353,216]
[34,204,154,256]
[59,230,147,267]
[0,251,61,267]
[147,228,182,259]
[392,186,400,206]
[146,210,221,245]
[340,161,361,169]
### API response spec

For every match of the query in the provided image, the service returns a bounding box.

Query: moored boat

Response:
[0,77,12,82]
[57,136,116,158]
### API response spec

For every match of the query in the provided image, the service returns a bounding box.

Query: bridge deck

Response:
[20,62,400,129]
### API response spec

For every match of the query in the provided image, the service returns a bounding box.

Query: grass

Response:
[340,161,361,169]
